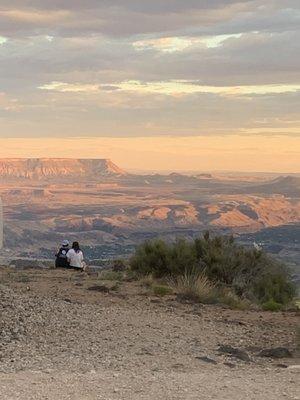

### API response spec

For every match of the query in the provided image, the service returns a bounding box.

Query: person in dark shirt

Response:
[55,240,70,268]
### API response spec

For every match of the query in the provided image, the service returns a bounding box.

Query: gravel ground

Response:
[0,268,299,399]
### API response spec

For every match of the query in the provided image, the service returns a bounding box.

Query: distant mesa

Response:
[0,158,127,180]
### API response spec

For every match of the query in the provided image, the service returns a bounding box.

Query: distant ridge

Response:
[271,175,300,186]
[0,158,127,180]
[248,175,300,196]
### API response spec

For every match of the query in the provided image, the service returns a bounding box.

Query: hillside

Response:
[246,176,300,197]
[0,158,127,180]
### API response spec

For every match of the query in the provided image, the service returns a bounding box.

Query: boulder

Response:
[218,345,250,362]
[258,347,292,359]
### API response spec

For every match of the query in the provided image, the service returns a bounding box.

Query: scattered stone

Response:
[171,363,185,371]
[195,356,217,365]
[288,365,300,370]
[136,348,154,356]
[87,285,110,293]
[222,318,246,326]
[224,362,236,368]
[258,348,292,359]
[0,265,298,400]
[276,363,288,368]
[218,345,250,362]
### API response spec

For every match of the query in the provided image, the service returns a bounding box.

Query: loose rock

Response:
[258,347,292,359]
[218,345,250,362]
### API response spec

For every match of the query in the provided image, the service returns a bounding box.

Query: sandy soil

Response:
[0,268,299,400]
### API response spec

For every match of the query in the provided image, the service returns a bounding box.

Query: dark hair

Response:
[72,241,81,253]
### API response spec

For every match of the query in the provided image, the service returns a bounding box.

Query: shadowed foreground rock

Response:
[258,347,293,359]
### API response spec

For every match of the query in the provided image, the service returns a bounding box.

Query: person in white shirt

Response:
[67,241,85,271]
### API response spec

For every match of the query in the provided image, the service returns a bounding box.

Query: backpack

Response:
[55,247,70,268]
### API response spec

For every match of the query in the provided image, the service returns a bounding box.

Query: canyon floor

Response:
[1,173,299,265]
[0,267,299,400]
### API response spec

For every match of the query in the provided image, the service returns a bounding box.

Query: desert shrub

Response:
[112,259,127,272]
[251,266,295,306]
[130,239,172,277]
[168,238,199,276]
[110,282,121,292]
[130,233,295,307]
[98,270,123,281]
[171,271,248,308]
[217,287,249,310]
[139,274,155,288]
[123,269,138,282]
[130,238,199,278]
[152,285,173,297]
[262,299,283,312]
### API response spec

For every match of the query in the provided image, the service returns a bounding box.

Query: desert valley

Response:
[0,158,299,277]
[0,159,299,399]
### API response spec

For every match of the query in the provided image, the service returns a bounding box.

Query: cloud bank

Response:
[0,0,299,156]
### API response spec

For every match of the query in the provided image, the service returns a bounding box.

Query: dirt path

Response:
[1,367,299,400]
[0,268,299,399]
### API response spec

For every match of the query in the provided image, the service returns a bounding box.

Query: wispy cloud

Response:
[0,36,7,44]
[133,34,243,52]
[38,81,100,93]
[39,80,300,96]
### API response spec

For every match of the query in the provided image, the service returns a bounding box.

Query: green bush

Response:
[130,233,295,307]
[217,287,249,310]
[152,285,173,297]
[262,299,283,312]
[98,270,123,281]
[130,239,173,277]
[252,268,295,305]
[112,259,127,272]
[130,238,198,278]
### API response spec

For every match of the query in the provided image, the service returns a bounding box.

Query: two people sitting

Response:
[55,240,86,271]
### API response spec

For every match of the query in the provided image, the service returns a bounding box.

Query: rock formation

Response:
[0,158,127,180]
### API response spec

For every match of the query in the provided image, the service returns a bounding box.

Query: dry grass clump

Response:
[170,271,215,303]
[98,270,123,281]
[139,274,155,288]
[170,270,249,308]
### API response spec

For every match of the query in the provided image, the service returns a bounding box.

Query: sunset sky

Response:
[0,1,299,172]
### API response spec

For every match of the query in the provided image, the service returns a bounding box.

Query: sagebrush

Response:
[130,233,295,306]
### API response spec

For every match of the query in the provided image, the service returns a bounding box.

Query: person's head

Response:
[72,241,80,253]
[62,239,69,248]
